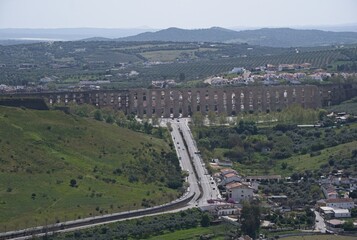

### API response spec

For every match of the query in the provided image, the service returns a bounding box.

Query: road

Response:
[314,210,326,233]
[169,119,201,204]
[169,118,221,206]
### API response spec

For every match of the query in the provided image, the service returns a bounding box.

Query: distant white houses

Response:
[230,67,245,74]
[151,79,177,88]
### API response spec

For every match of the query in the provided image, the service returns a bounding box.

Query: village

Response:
[199,157,357,235]
[204,64,357,86]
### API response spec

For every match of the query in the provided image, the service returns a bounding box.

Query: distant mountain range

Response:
[116,27,357,47]
[1,26,357,47]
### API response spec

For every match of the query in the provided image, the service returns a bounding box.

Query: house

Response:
[321,184,338,199]
[350,177,357,191]
[320,206,351,218]
[326,198,354,209]
[220,168,238,176]
[212,158,233,167]
[220,172,241,186]
[333,209,351,218]
[319,206,335,218]
[216,205,240,216]
[226,182,254,203]
[230,67,245,74]
[326,219,345,233]
[199,203,239,216]
[268,195,288,204]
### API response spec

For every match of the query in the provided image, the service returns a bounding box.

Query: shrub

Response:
[70,179,77,187]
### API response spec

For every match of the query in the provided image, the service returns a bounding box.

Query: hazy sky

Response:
[1,0,356,29]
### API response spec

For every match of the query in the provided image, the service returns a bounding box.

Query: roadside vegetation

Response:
[0,105,183,231]
[45,209,227,240]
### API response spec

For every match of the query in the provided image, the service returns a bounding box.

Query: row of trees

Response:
[191,104,320,127]
[49,209,211,240]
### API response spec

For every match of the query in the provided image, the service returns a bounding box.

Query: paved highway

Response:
[168,118,221,206]
[169,119,201,204]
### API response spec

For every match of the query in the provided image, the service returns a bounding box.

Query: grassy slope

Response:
[326,97,357,115]
[233,140,357,176]
[0,106,177,231]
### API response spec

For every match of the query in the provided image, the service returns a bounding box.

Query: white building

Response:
[326,198,354,209]
[333,209,351,218]
[226,182,254,203]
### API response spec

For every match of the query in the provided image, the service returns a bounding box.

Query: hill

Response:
[119,27,240,43]
[0,106,181,231]
[118,27,357,47]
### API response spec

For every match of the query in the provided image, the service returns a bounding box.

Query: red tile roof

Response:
[226,182,251,189]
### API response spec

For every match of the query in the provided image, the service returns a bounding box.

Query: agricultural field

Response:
[140,49,198,62]
[0,106,182,231]
[0,40,356,88]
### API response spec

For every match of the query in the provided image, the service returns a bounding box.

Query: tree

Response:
[241,202,261,239]
[192,112,204,127]
[343,220,354,231]
[70,179,77,187]
[207,111,216,125]
[106,114,115,124]
[218,112,228,125]
[115,111,127,127]
[151,115,159,126]
[281,162,288,170]
[236,120,257,135]
[94,110,103,121]
[143,121,153,134]
[351,207,357,217]
[200,213,211,227]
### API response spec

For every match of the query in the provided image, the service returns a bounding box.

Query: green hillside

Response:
[0,106,181,231]
[119,27,357,47]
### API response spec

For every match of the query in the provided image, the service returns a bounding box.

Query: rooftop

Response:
[326,219,345,226]
[332,209,350,214]
[226,182,251,190]
[225,173,238,178]
[326,198,353,203]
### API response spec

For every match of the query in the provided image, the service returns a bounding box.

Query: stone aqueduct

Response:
[4,84,357,118]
